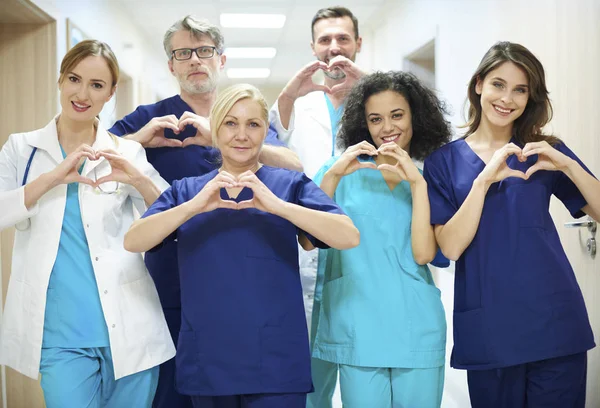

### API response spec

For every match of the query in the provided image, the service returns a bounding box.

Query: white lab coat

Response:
[0,117,176,380]
[269,91,343,332]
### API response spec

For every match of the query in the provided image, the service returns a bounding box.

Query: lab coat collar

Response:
[24,115,63,165]
[24,115,115,175]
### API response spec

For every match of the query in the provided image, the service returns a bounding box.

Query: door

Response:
[552,1,600,407]
[0,0,57,407]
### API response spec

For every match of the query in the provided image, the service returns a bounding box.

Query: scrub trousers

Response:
[309,360,444,408]
[191,393,307,408]
[153,307,194,408]
[307,299,337,408]
[337,365,444,408]
[40,346,159,408]
[467,351,587,408]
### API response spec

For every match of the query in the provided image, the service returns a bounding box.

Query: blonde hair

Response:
[209,84,269,147]
[59,40,120,88]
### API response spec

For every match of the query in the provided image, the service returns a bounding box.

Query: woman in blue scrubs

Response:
[124,84,360,408]
[423,42,600,408]
[0,40,174,407]
[311,71,451,408]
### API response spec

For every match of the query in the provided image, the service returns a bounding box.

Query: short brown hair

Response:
[311,6,359,41]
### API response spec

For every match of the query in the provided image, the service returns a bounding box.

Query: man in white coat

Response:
[269,6,366,408]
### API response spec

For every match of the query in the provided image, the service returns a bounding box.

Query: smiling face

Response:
[216,98,267,168]
[476,61,530,131]
[365,90,413,151]
[311,16,361,80]
[168,30,226,95]
[58,55,115,123]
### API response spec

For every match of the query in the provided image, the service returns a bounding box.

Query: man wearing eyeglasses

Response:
[109,15,301,408]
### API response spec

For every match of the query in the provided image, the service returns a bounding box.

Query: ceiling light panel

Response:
[220,13,286,29]
[226,68,271,79]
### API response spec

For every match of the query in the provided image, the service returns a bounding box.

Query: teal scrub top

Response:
[42,146,110,348]
[311,156,446,369]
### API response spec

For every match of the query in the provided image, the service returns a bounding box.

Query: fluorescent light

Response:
[226,68,271,79]
[220,14,286,29]
[225,47,277,59]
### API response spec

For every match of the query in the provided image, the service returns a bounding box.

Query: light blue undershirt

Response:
[324,94,345,157]
[42,146,110,348]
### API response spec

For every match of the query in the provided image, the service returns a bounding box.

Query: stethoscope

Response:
[15,147,38,231]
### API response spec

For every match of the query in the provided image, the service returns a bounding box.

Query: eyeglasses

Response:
[172,46,218,61]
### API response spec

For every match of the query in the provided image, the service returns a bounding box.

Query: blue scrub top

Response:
[311,157,446,369]
[142,166,344,396]
[423,138,596,370]
[43,147,109,348]
[109,95,285,308]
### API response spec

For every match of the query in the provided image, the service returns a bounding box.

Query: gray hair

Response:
[163,15,225,58]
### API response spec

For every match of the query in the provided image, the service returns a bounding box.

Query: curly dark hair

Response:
[338,71,452,161]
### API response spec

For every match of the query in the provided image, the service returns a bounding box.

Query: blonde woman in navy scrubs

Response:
[0,40,174,407]
[424,42,600,408]
[124,84,359,408]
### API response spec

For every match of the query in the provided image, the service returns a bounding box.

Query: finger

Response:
[159,114,180,124]
[329,82,349,94]
[522,148,545,157]
[525,163,544,178]
[94,175,117,186]
[378,149,403,162]
[237,176,259,186]
[357,140,378,152]
[96,151,123,161]
[522,141,547,154]
[75,176,96,187]
[236,199,254,210]
[311,84,332,94]
[377,163,405,178]
[76,144,96,156]
[348,149,376,159]
[157,138,183,148]
[328,55,350,67]
[358,162,378,170]
[181,137,207,148]
[506,169,528,180]
[178,111,195,121]
[218,199,240,210]
[214,173,238,186]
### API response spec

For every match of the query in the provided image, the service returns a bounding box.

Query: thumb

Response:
[359,162,378,170]
[525,164,542,179]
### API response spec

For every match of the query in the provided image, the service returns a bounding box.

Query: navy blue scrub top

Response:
[142,166,344,396]
[423,138,596,370]
[109,95,285,307]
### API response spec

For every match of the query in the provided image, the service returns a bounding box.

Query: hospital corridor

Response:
[1,0,599,407]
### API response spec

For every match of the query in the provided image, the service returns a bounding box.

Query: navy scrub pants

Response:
[467,352,587,408]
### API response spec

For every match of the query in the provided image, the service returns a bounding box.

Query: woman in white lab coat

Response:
[0,40,175,408]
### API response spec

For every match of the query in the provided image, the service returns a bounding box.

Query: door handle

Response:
[564,220,597,233]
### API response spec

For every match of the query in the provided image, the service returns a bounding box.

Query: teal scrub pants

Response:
[307,299,337,408]
[338,365,444,408]
[40,347,159,408]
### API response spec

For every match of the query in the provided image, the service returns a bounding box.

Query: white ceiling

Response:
[117,0,387,89]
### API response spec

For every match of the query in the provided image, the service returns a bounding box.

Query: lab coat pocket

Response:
[314,275,356,347]
[120,275,164,336]
[408,282,446,352]
[452,308,490,366]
